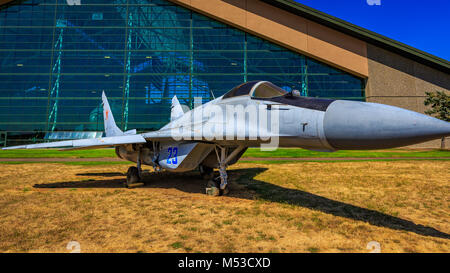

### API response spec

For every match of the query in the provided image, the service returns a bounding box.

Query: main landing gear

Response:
[126,149,145,188]
[204,145,246,197]
[127,166,140,184]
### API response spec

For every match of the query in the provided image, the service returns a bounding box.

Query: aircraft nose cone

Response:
[323,100,450,150]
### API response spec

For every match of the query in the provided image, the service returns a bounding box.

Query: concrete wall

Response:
[366,43,450,148]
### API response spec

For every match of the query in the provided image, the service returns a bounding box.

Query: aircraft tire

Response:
[126,166,141,187]
[205,180,220,197]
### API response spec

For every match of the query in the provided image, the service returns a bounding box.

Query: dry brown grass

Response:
[0,161,448,253]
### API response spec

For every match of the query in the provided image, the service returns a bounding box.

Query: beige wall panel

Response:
[407,138,449,149]
[367,44,450,149]
[306,21,368,77]
[245,0,308,53]
[366,45,417,98]
[367,62,418,98]
[414,61,450,96]
[168,0,368,77]
[368,96,419,112]
[367,44,450,107]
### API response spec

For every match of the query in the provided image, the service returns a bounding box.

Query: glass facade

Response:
[0,0,365,145]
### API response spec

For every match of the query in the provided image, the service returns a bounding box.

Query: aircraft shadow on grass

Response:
[33,167,450,240]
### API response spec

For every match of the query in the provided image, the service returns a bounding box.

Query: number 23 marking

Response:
[167,147,178,164]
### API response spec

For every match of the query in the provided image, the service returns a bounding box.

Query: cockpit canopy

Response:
[222,81,288,100]
[222,80,336,112]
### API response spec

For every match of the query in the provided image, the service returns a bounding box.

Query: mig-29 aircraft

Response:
[3,81,450,196]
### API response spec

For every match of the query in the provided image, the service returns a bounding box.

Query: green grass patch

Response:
[0,149,116,158]
[169,242,184,249]
[1,147,448,160]
[243,148,450,158]
[241,158,450,164]
[0,161,131,166]
[60,161,131,166]
[0,161,36,164]
[307,247,320,253]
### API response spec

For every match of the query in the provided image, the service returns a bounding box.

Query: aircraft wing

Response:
[2,134,147,150]
[141,129,176,140]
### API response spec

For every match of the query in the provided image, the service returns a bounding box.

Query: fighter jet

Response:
[3,81,450,196]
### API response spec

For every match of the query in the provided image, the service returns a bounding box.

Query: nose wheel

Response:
[205,178,229,197]
[205,179,221,196]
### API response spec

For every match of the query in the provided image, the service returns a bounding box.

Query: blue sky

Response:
[294,0,450,61]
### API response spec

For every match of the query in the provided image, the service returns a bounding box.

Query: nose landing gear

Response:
[205,179,221,197]
[204,145,246,197]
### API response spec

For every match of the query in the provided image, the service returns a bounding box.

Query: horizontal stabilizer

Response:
[124,129,137,135]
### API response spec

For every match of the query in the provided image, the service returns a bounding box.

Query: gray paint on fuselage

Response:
[323,100,450,149]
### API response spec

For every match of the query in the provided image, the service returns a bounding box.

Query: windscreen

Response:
[222,81,260,99]
[251,82,288,98]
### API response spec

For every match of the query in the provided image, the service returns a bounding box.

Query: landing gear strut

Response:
[204,145,246,197]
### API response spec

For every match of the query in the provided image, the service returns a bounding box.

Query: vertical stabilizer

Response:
[171,95,185,121]
[102,91,124,137]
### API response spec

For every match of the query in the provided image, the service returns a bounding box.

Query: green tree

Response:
[424,90,449,149]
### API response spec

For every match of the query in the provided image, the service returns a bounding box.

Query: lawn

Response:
[0,160,448,253]
[243,148,450,158]
[0,149,116,158]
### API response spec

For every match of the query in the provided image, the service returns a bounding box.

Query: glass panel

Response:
[251,82,288,98]
[223,81,259,99]
[0,0,365,144]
